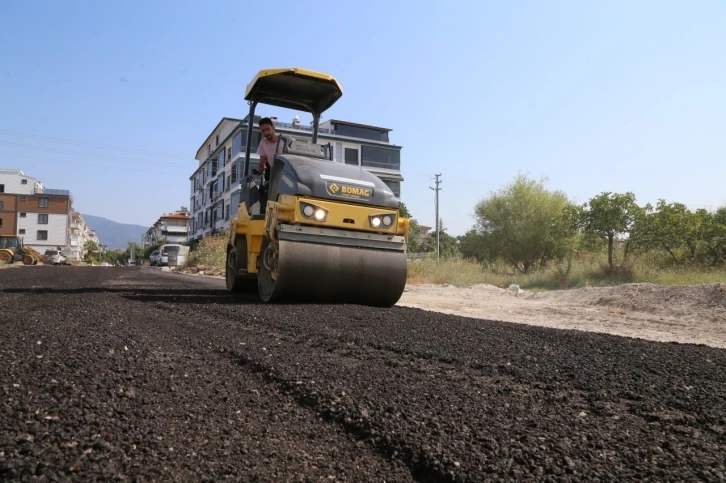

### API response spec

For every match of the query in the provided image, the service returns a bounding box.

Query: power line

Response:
[0,140,191,167]
[0,152,191,176]
[0,128,191,158]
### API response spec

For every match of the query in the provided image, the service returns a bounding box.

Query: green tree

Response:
[419,220,461,258]
[398,201,422,252]
[632,200,702,263]
[458,229,491,262]
[83,240,99,264]
[472,173,578,273]
[581,192,641,269]
[702,205,726,265]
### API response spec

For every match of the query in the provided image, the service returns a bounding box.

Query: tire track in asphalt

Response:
[123,268,726,481]
[2,267,726,481]
[0,267,415,481]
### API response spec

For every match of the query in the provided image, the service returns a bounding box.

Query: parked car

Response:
[43,249,67,266]
[159,244,189,267]
[149,250,161,266]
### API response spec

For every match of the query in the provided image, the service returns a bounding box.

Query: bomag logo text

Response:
[326,181,373,199]
[341,186,371,197]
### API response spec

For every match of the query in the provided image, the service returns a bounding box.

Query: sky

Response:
[1,0,725,237]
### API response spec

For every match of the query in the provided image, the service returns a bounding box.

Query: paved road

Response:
[1,267,725,481]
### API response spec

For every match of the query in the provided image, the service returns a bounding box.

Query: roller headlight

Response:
[300,202,328,222]
[370,214,395,228]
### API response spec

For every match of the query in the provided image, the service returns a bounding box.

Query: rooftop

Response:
[323,119,392,133]
[35,187,73,203]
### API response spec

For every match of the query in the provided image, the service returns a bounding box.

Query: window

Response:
[344,148,359,165]
[38,214,49,224]
[0,201,3,210]
[37,230,48,240]
[361,145,401,170]
[0,218,2,227]
[20,196,26,201]
[20,212,26,218]
[0,184,4,193]
[39,198,49,208]
[19,229,25,234]
[21,179,27,185]
[384,180,401,198]
[334,123,389,142]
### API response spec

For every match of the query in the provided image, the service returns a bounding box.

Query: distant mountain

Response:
[81,214,148,250]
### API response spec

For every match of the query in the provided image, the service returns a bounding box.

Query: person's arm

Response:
[257,143,267,171]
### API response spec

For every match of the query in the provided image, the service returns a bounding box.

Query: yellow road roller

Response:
[225,68,409,307]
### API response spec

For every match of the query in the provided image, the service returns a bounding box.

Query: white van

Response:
[159,244,189,267]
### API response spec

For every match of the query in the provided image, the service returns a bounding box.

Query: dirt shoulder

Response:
[398,282,726,348]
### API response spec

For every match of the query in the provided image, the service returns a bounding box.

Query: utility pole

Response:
[429,173,442,259]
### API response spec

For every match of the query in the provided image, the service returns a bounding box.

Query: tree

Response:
[458,229,490,262]
[472,173,578,272]
[398,201,422,252]
[581,192,640,269]
[419,220,461,258]
[701,205,726,266]
[83,240,99,264]
[631,200,702,263]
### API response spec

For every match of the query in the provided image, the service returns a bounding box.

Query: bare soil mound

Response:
[399,282,726,348]
[529,282,726,322]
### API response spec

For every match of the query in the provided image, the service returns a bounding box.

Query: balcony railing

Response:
[35,188,73,203]
[270,120,333,134]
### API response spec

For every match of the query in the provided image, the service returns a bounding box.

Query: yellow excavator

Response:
[225,68,409,307]
[0,235,44,265]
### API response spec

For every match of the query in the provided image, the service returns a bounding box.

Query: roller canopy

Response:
[245,68,343,114]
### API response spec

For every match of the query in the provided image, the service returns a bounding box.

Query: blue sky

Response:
[1,0,724,237]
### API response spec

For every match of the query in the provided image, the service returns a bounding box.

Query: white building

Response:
[0,168,44,195]
[68,211,99,261]
[187,115,403,241]
[0,169,73,254]
[142,207,191,247]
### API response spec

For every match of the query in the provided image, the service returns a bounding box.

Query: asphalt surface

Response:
[1,266,725,482]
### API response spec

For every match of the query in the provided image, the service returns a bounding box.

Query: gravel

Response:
[1,266,725,481]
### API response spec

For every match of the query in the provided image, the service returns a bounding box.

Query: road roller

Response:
[225,67,409,307]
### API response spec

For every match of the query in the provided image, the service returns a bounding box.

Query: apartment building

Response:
[0,191,18,237]
[142,207,190,247]
[0,169,73,253]
[68,211,98,261]
[187,115,403,242]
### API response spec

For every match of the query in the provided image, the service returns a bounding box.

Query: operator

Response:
[256,117,293,174]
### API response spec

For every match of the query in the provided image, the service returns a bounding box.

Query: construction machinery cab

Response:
[0,235,41,265]
[226,68,408,307]
[0,235,20,250]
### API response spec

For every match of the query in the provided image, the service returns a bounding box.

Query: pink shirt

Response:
[256,135,286,170]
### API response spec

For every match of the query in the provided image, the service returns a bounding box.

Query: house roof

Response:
[194,117,243,159]
[326,119,392,133]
